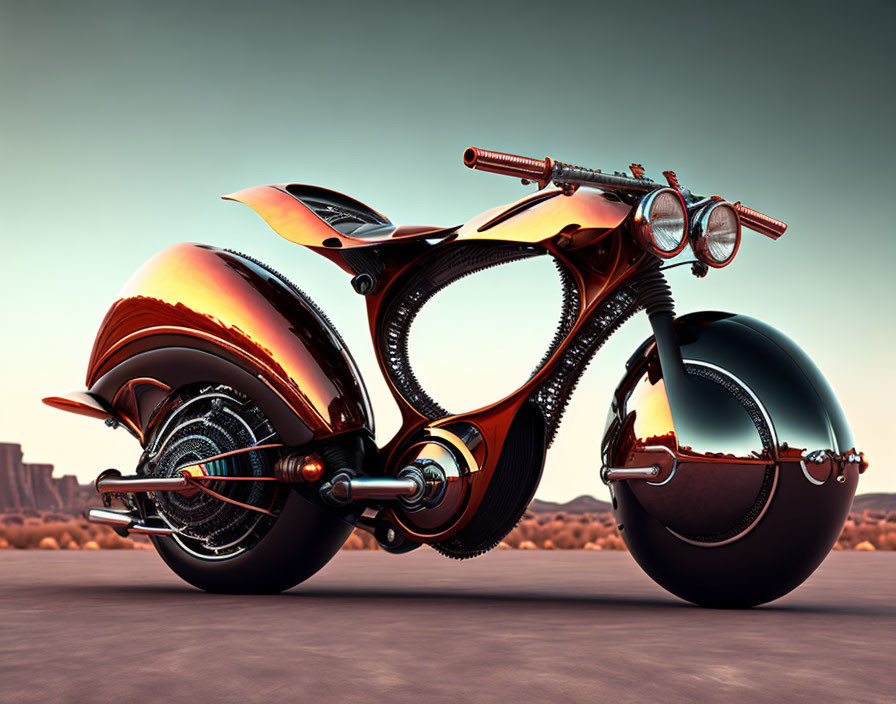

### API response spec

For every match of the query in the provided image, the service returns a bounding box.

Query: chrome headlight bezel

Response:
[691,201,742,268]
[632,188,689,258]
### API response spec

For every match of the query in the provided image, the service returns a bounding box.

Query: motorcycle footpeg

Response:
[86,508,177,537]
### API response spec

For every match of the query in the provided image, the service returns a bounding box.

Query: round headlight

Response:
[632,188,688,258]
[691,201,741,268]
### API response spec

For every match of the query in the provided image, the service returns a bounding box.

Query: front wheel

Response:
[602,312,863,607]
[139,384,353,594]
[612,462,858,608]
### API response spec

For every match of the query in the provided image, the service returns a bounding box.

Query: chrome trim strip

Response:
[682,359,780,452]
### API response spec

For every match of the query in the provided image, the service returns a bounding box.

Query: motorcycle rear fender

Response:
[609,311,855,462]
[43,244,373,446]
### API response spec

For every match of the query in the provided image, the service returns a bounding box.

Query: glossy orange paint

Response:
[226,181,632,250]
[86,243,372,441]
[42,390,114,421]
[224,184,453,250]
[457,187,631,244]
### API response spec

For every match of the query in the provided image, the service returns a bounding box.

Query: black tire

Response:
[149,488,353,594]
[140,384,353,594]
[613,462,858,608]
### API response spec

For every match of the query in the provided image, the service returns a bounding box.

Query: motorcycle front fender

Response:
[608,311,856,463]
[44,244,373,446]
[603,311,861,607]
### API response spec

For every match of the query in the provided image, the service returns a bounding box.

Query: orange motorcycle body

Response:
[225,182,651,547]
[45,243,373,447]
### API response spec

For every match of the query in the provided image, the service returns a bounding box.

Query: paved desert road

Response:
[1,550,893,703]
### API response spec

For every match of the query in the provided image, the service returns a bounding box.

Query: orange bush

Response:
[3,509,895,551]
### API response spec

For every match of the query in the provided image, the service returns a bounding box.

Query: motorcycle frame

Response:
[213,179,702,542]
[312,203,657,541]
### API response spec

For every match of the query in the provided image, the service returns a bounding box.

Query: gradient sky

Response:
[1,1,893,501]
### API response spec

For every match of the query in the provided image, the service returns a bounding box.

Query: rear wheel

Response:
[139,384,353,593]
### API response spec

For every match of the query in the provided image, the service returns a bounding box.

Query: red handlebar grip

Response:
[463,147,552,184]
[734,203,788,240]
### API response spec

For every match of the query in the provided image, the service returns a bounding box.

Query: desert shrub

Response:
[5,510,894,551]
[98,532,135,550]
[42,513,69,523]
[598,534,626,551]
[339,528,378,550]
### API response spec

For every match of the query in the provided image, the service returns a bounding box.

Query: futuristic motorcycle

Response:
[44,147,867,607]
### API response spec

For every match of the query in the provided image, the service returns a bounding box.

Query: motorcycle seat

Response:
[224,183,456,249]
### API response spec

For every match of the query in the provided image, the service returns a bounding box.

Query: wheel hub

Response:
[145,387,279,557]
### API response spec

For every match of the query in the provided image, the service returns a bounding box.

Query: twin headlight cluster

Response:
[632,188,741,268]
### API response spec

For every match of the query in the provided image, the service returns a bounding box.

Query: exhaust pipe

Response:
[86,508,177,536]
[95,470,191,494]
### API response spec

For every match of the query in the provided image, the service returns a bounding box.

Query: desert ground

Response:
[1,550,893,703]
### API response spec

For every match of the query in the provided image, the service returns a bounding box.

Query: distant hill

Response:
[852,493,896,513]
[529,495,612,514]
[529,493,896,515]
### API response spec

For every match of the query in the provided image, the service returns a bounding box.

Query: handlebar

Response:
[463,145,788,239]
[733,204,788,239]
[463,146,656,193]
[463,148,552,185]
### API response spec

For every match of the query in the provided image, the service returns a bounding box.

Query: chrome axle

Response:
[323,462,447,508]
[600,464,661,483]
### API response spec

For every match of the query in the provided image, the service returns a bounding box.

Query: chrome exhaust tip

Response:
[86,508,177,536]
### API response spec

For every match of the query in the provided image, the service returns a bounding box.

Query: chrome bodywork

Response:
[605,311,859,481]
[603,311,862,547]
[667,312,854,457]
[77,244,373,444]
